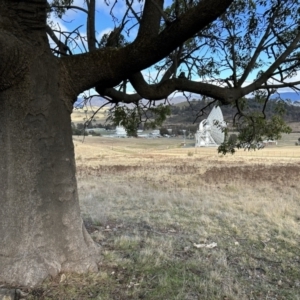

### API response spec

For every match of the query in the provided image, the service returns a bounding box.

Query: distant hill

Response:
[167,98,300,128]
[74,96,108,108]
[164,92,300,106]
[73,92,300,131]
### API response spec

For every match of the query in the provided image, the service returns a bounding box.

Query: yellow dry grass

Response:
[71,106,109,125]
[29,135,300,299]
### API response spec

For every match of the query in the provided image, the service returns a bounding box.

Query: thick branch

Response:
[86,0,96,51]
[100,88,142,103]
[137,0,163,40]
[101,68,300,107]
[150,0,171,25]
[98,71,241,104]
[62,0,234,94]
[99,69,300,109]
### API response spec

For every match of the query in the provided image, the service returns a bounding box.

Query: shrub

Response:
[187,151,194,156]
[160,127,169,136]
[228,134,238,144]
[72,128,84,136]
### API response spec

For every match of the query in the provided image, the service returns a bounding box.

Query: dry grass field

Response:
[28,135,300,300]
[72,107,109,125]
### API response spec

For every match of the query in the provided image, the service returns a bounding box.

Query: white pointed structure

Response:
[195,106,226,147]
[115,122,127,137]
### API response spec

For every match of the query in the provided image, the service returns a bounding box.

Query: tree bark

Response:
[0,44,98,287]
[0,0,234,287]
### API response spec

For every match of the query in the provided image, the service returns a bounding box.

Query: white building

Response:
[195,106,226,147]
[114,123,127,137]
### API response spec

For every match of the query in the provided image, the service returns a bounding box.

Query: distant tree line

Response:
[71,122,114,136]
[72,97,300,137]
[168,98,300,127]
[159,125,198,136]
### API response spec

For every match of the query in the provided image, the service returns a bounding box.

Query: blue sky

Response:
[49,0,172,97]
[48,0,300,98]
[49,0,172,50]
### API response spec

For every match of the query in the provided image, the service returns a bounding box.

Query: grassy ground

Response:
[72,106,109,125]
[28,136,300,300]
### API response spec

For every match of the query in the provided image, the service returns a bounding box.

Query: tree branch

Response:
[99,87,142,103]
[150,0,171,25]
[62,0,234,94]
[137,0,164,40]
[46,25,71,55]
[99,67,300,108]
[259,81,300,89]
[237,3,281,86]
[125,0,141,23]
[98,71,240,104]
[51,5,88,14]
[243,30,300,95]
[86,0,96,51]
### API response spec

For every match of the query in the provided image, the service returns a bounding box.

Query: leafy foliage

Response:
[219,100,292,154]
[48,0,300,153]
[195,0,300,85]
[107,105,171,136]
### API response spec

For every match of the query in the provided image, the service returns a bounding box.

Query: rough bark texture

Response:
[0,0,234,287]
[0,48,99,286]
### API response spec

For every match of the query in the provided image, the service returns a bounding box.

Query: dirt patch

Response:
[204,164,300,184]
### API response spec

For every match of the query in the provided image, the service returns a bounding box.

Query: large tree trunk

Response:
[0,0,235,287]
[0,48,99,286]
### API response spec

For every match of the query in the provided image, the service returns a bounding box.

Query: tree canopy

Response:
[47,0,300,152]
[1,0,300,287]
[1,0,236,287]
